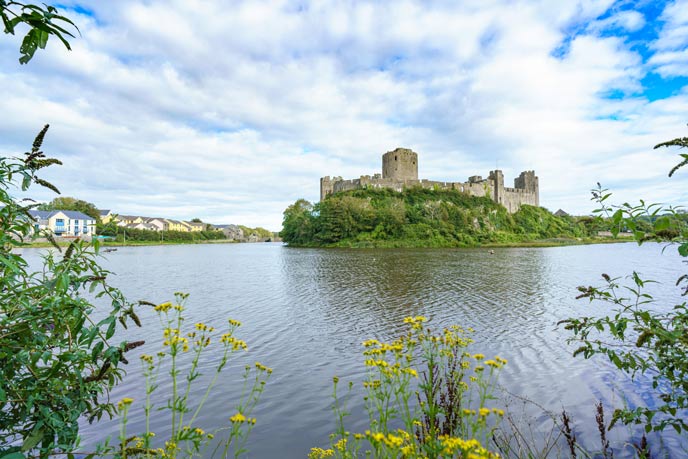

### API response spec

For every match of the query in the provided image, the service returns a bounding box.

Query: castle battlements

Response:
[320,148,539,213]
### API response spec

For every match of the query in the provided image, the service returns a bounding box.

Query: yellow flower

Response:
[154,302,172,312]
[479,407,491,417]
[485,360,501,368]
[308,447,334,459]
[473,353,485,360]
[117,397,134,409]
[230,412,247,423]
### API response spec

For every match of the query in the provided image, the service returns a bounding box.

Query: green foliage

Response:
[96,225,226,243]
[1,1,79,64]
[238,225,273,240]
[310,317,503,458]
[39,196,102,222]
[282,187,588,247]
[562,129,688,435]
[0,126,140,456]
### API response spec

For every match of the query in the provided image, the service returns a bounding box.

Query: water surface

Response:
[22,242,685,457]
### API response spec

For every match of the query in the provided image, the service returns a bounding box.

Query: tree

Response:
[0,126,142,456]
[191,217,202,223]
[562,127,688,434]
[39,196,102,222]
[1,1,78,64]
[281,198,315,244]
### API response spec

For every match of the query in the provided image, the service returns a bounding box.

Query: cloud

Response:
[0,0,686,229]
[649,0,688,77]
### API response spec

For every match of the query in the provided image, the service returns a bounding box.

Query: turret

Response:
[515,170,539,206]
[488,170,504,204]
[382,148,418,181]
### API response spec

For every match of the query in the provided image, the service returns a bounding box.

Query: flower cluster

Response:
[254,361,273,374]
[220,333,248,350]
[117,397,134,410]
[229,411,256,424]
[154,302,172,312]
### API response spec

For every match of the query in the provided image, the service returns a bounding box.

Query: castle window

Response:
[395,156,397,160]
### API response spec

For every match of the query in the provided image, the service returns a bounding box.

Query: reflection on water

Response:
[20,242,687,457]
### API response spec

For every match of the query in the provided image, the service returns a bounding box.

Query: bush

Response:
[0,126,141,456]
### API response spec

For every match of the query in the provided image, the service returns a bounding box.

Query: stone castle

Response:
[320,148,539,213]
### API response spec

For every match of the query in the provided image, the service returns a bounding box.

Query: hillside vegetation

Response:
[282,187,592,247]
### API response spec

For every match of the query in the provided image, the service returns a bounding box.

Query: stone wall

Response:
[320,149,539,213]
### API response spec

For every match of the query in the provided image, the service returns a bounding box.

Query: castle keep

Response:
[320,148,539,213]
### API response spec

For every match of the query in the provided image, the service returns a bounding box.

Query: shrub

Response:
[0,126,141,456]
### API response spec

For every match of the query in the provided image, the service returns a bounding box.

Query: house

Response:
[116,215,144,226]
[99,209,113,223]
[184,221,205,232]
[145,218,169,231]
[165,219,189,232]
[28,210,96,238]
[127,222,158,231]
[214,224,244,241]
[554,209,570,217]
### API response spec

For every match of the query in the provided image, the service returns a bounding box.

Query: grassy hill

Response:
[281,187,593,247]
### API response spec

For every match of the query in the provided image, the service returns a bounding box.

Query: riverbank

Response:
[285,236,633,249]
[23,239,279,248]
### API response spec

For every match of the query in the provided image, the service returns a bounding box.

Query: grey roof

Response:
[99,209,111,215]
[28,209,95,221]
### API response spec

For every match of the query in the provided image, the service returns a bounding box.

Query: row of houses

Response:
[28,209,274,243]
[100,210,208,232]
[27,209,213,238]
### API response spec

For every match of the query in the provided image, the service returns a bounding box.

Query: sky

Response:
[1,0,687,231]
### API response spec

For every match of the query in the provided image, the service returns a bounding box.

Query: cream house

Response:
[116,215,144,226]
[145,218,169,231]
[99,209,113,224]
[29,210,96,238]
[185,221,205,232]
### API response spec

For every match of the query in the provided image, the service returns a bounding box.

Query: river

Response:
[22,242,687,457]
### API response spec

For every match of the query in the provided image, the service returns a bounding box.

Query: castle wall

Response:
[319,151,538,213]
[501,187,538,213]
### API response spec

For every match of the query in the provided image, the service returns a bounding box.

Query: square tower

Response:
[382,148,418,181]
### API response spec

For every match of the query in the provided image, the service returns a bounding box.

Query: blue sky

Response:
[1,0,687,230]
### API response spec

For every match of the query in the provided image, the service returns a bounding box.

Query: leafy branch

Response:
[1,1,79,64]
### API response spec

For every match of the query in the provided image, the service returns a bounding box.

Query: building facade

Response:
[29,210,96,238]
[320,148,539,213]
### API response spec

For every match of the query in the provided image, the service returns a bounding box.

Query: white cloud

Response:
[0,0,686,230]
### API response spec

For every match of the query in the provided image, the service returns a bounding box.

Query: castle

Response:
[320,148,539,213]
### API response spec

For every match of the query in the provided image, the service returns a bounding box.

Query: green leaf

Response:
[21,428,43,452]
[1,453,26,459]
[678,243,688,257]
[654,216,671,231]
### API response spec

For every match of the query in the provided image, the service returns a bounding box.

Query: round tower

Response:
[382,148,418,181]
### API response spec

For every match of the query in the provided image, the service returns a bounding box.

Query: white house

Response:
[29,210,97,238]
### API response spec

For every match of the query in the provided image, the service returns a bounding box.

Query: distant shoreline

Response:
[22,236,633,250]
[283,236,634,249]
[24,239,282,248]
